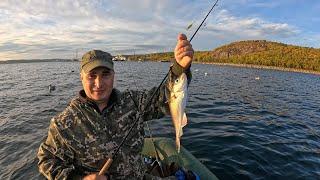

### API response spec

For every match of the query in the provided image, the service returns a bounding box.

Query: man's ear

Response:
[80,71,83,81]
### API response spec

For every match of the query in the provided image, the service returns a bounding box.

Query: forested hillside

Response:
[127,40,320,72]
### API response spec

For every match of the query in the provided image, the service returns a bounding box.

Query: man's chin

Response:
[92,96,108,103]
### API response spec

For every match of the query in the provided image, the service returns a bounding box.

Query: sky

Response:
[0,0,319,60]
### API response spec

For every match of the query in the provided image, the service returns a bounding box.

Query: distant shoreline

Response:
[0,59,78,64]
[1,58,319,75]
[196,62,320,75]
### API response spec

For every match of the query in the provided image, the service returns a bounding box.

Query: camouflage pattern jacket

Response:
[37,63,191,180]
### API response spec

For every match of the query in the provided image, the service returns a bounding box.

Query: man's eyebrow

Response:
[88,71,97,74]
[102,70,112,73]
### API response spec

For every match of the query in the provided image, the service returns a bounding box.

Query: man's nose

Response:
[94,75,103,88]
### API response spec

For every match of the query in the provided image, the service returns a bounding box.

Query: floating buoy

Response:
[49,84,56,93]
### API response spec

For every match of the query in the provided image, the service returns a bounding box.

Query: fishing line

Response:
[99,0,219,175]
[145,0,219,93]
[129,75,165,177]
[190,0,218,42]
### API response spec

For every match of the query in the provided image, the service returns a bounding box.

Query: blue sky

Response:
[0,0,319,60]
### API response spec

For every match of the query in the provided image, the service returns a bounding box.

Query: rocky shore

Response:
[198,62,320,75]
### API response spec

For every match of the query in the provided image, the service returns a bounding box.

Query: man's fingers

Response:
[175,33,189,51]
[177,51,194,60]
[178,33,187,41]
[174,33,193,69]
[83,173,107,180]
[175,40,191,52]
[176,46,193,55]
[178,40,190,47]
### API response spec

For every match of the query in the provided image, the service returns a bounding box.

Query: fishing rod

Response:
[99,0,219,175]
[128,77,166,176]
[99,75,168,175]
[190,0,218,42]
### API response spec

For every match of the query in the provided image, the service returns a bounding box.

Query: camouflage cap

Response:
[80,50,114,73]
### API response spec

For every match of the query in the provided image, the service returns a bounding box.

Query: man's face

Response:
[81,67,114,103]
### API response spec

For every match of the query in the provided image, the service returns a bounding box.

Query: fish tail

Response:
[175,137,181,153]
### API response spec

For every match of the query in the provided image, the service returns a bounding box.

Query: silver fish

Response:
[168,72,188,153]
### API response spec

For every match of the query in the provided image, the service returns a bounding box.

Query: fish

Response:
[168,72,188,153]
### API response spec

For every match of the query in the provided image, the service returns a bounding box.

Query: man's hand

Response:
[174,33,194,69]
[83,173,107,180]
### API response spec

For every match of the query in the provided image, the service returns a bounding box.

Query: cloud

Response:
[0,0,187,60]
[0,0,316,60]
[224,0,280,8]
[203,9,299,40]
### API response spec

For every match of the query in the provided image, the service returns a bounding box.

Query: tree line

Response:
[127,40,320,72]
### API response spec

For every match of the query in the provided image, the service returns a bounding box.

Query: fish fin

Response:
[179,126,183,137]
[181,113,187,127]
[166,94,177,104]
[166,97,173,104]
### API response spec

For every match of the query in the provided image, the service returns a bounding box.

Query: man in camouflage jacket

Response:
[37,34,194,180]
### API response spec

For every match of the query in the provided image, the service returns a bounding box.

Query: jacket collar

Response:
[78,89,119,113]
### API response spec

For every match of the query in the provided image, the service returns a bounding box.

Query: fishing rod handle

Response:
[98,158,113,175]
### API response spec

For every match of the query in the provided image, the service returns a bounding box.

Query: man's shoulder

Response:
[120,88,151,97]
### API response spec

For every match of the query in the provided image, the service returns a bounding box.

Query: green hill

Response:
[127,40,320,72]
[207,40,320,71]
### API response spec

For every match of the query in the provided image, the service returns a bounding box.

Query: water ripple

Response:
[1,62,320,179]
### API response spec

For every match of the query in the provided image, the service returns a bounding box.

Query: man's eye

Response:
[102,71,113,77]
[102,72,111,77]
[87,74,96,79]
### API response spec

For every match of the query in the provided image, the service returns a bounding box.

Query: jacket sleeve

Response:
[37,118,81,180]
[130,62,192,121]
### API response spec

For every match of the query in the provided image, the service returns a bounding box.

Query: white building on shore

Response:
[112,55,127,61]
